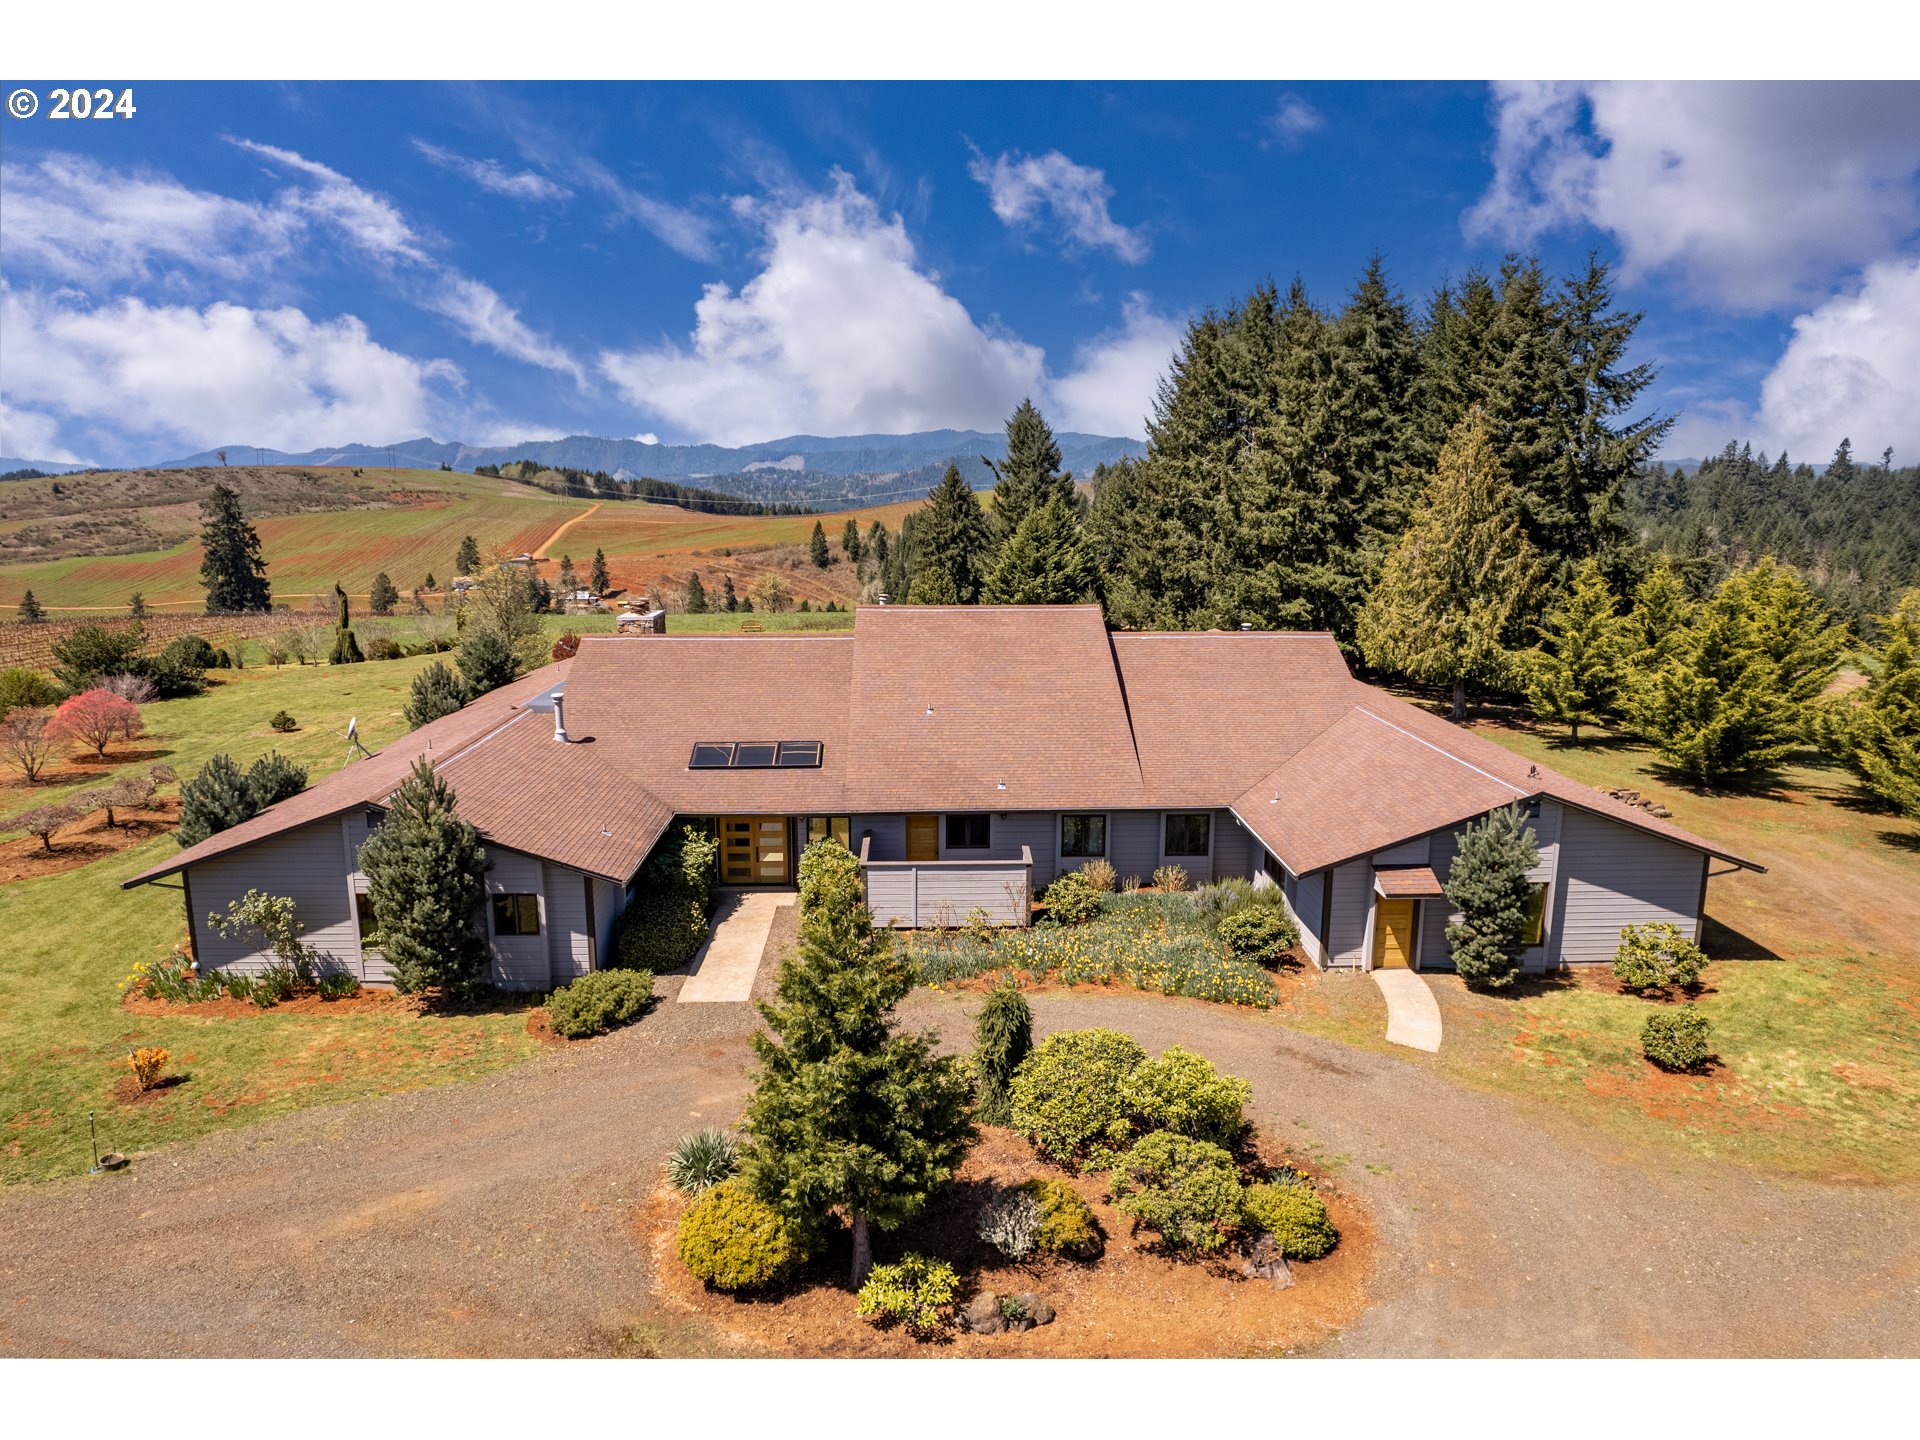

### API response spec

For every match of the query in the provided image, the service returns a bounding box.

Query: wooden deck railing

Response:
[857,836,1033,928]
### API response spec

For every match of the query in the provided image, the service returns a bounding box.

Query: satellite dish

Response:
[342,716,373,763]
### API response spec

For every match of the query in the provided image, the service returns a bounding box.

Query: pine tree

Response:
[358,757,489,997]
[913,464,992,603]
[1824,588,1920,817]
[456,625,516,697]
[455,535,481,576]
[199,481,271,614]
[1623,556,1694,676]
[18,590,46,623]
[1524,557,1625,741]
[406,660,468,729]
[127,593,148,619]
[842,517,863,564]
[741,840,975,1283]
[590,547,610,595]
[176,753,258,848]
[722,574,738,612]
[984,398,1074,543]
[245,751,308,809]
[685,571,709,614]
[422,572,436,591]
[369,573,400,616]
[809,520,831,568]
[983,495,1095,604]
[1357,412,1543,718]
[1443,803,1541,990]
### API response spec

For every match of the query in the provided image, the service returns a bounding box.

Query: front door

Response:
[905,814,939,862]
[720,816,790,885]
[1371,897,1417,969]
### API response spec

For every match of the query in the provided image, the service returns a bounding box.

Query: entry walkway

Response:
[1371,968,1443,1052]
[677,890,792,1003]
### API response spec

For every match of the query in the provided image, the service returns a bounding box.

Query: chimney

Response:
[551,689,569,743]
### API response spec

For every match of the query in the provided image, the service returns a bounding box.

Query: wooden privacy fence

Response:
[859,835,1033,929]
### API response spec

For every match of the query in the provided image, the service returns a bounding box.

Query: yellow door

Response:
[752,816,788,884]
[905,815,939,862]
[1371,898,1417,969]
[720,818,756,884]
[720,817,790,885]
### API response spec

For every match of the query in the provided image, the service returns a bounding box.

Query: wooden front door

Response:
[720,816,790,885]
[905,815,939,862]
[1371,898,1417,969]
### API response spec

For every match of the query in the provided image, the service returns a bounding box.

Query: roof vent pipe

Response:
[552,689,569,743]
[1240,622,1253,632]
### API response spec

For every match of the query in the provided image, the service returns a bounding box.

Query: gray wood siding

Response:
[867,863,1030,927]
[1327,859,1373,967]
[1213,810,1253,883]
[591,877,624,970]
[1417,801,1563,971]
[486,850,549,991]
[1293,863,1326,961]
[943,811,1055,882]
[1553,805,1706,964]
[544,864,593,984]
[855,814,906,862]
[189,818,360,977]
[1109,811,1160,887]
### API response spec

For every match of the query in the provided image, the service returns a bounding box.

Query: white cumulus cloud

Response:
[1049,294,1183,440]
[0,400,90,465]
[1466,81,1920,310]
[1263,94,1325,151]
[412,139,572,204]
[968,148,1150,264]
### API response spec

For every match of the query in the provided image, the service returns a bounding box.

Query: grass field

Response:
[1276,708,1920,1183]
[0,657,542,1187]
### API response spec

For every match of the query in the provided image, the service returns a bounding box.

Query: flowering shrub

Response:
[125,1046,171,1090]
[121,950,221,1003]
[855,1254,960,1338]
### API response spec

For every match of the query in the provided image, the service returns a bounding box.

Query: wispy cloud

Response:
[229,137,429,264]
[412,139,572,204]
[967,146,1150,264]
[423,274,586,384]
[1263,94,1325,151]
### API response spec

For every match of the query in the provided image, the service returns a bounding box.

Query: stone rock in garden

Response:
[963,1293,1006,1334]
[1012,1292,1055,1325]
[1242,1232,1294,1289]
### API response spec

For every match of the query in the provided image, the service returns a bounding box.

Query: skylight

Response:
[688,741,823,770]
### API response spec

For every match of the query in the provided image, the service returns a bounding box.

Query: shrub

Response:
[317,972,361,1000]
[667,1128,738,1195]
[163,635,219,670]
[1152,864,1189,892]
[250,961,298,1007]
[214,971,254,1001]
[1078,857,1117,892]
[0,666,64,716]
[1613,922,1708,994]
[973,982,1032,1125]
[176,753,257,848]
[364,635,399,662]
[405,659,468,729]
[855,1254,960,1338]
[1041,870,1101,925]
[1217,906,1299,965]
[50,623,145,693]
[546,969,653,1038]
[120,950,220,1003]
[269,709,298,733]
[614,825,719,973]
[977,1189,1041,1259]
[1009,1027,1147,1167]
[100,673,157,704]
[1192,876,1253,923]
[1020,1178,1102,1258]
[1242,1180,1339,1260]
[1121,1045,1252,1146]
[1642,1004,1713,1071]
[677,1180,800,1292]
[1108,1130,1244,1255]
[126,1046,171,1090]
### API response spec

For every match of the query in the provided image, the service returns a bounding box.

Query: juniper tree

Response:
[357,757,489,997]
[685,571,709,614]
[809,520,831,568]
[590,548,610,595]
[913,464,992,603]
[842,517,863,564]
[176,753,258,848]
[199,481,271,614]
[983,494,1095,604]
[328,583,364,664]
[741,839,976,1285]
[1524,557,1626,742]
[1357,412,1543,718]
[405,659,468,729]
[1443,802,1540,990]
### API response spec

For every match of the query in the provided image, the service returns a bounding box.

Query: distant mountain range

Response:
[3,429,1148,500]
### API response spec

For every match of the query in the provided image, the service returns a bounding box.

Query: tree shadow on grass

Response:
[1701,917,1782,962]
[1876,829,1920,855]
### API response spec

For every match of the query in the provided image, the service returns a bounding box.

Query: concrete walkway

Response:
[676,890,791,1003]
[1371,968,1443,1052]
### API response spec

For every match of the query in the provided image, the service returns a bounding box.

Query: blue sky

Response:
[3,79,1918,468]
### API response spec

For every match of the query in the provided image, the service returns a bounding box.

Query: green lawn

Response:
[0,658,541,1187]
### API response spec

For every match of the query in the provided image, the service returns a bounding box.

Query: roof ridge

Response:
[1351,703,1530,797]
[418,707,537,783]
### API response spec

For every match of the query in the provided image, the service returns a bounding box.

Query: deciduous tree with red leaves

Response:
[47,688,142,759]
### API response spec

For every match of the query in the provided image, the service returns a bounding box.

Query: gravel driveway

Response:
[3,978,1915,1357]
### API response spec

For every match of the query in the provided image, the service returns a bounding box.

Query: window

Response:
[354,890,380,946]
[945,813,991,850]
[1163,812,1211,857]
[687,740,824,769]
[491,893,541,937]
[1060,813,1106,857]
[1522,884,1548,947]
[1263,849,1287,886]
[807,815,852,848]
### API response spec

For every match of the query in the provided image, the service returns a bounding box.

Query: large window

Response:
[1522,884,1548,947]
[1060,814,1106,858]
[807,815,852,848]
[491,893,541,937]
[354,891,380,946]
[1163,812,1211,858]
[945,813,991,850]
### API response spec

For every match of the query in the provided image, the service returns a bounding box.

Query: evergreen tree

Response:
[358,757,489,997]
[809,520,831,568]
[1821,588,1920,817]
[741,839,975,1283]
[983,495,1095,604]
[1524,557,1625,741]
[329,582,363,664]
[455,535,481,576]
[422,572,436,591]
[1443,803,1541,990]
[405,660,468,729]
[685,571,709,614]
[368,572,400,616]
[972,983,1033,1126]
[128,593,148,619]
[906,565,960,605]
[176,753,258,848]
[456,625,517,697]
[245,752,308,809]
[842,517,863,564]
[1623,556,1694,677]
[880,524,909,601]
[198,481,271,614]
[590,547,610,595]
[983,398,1074,543]
[557,554,579,596]
[866,520,889,567]
[913,464,992,603]
[18,590,46,623]
[1736,557,1847,716]
[722,574,739,612]
[1357,412,1543,718]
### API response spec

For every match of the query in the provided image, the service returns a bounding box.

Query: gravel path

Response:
[3,974,1914,1357]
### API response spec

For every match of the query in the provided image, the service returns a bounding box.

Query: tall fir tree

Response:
[1735,557,1847,718]
[685,571,709,614]
[866,520,890,567]
[557,555,579,595]
[983,398,1075,543]
[1623,556,1695,677]
[128,592,148,619]
[199,481,271,614]
[358,758,489,997]
[809,520,831,568]
[1443,803,1541,990]
[912,464,992,603]
[1357,412,1543,718]
[456,624,516,696]
[841,517,863,564]
[368,572,400,616]
[1524,557,1626,741]
[18,590,46,622]
[1819,588,1920,817]
[741,840,975,1283]
[455,535,481,576]
[721,574,739,612]
[590,547,610,595]
[982,495,1095,604]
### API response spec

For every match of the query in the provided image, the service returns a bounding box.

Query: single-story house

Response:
[125,604,1761,989]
